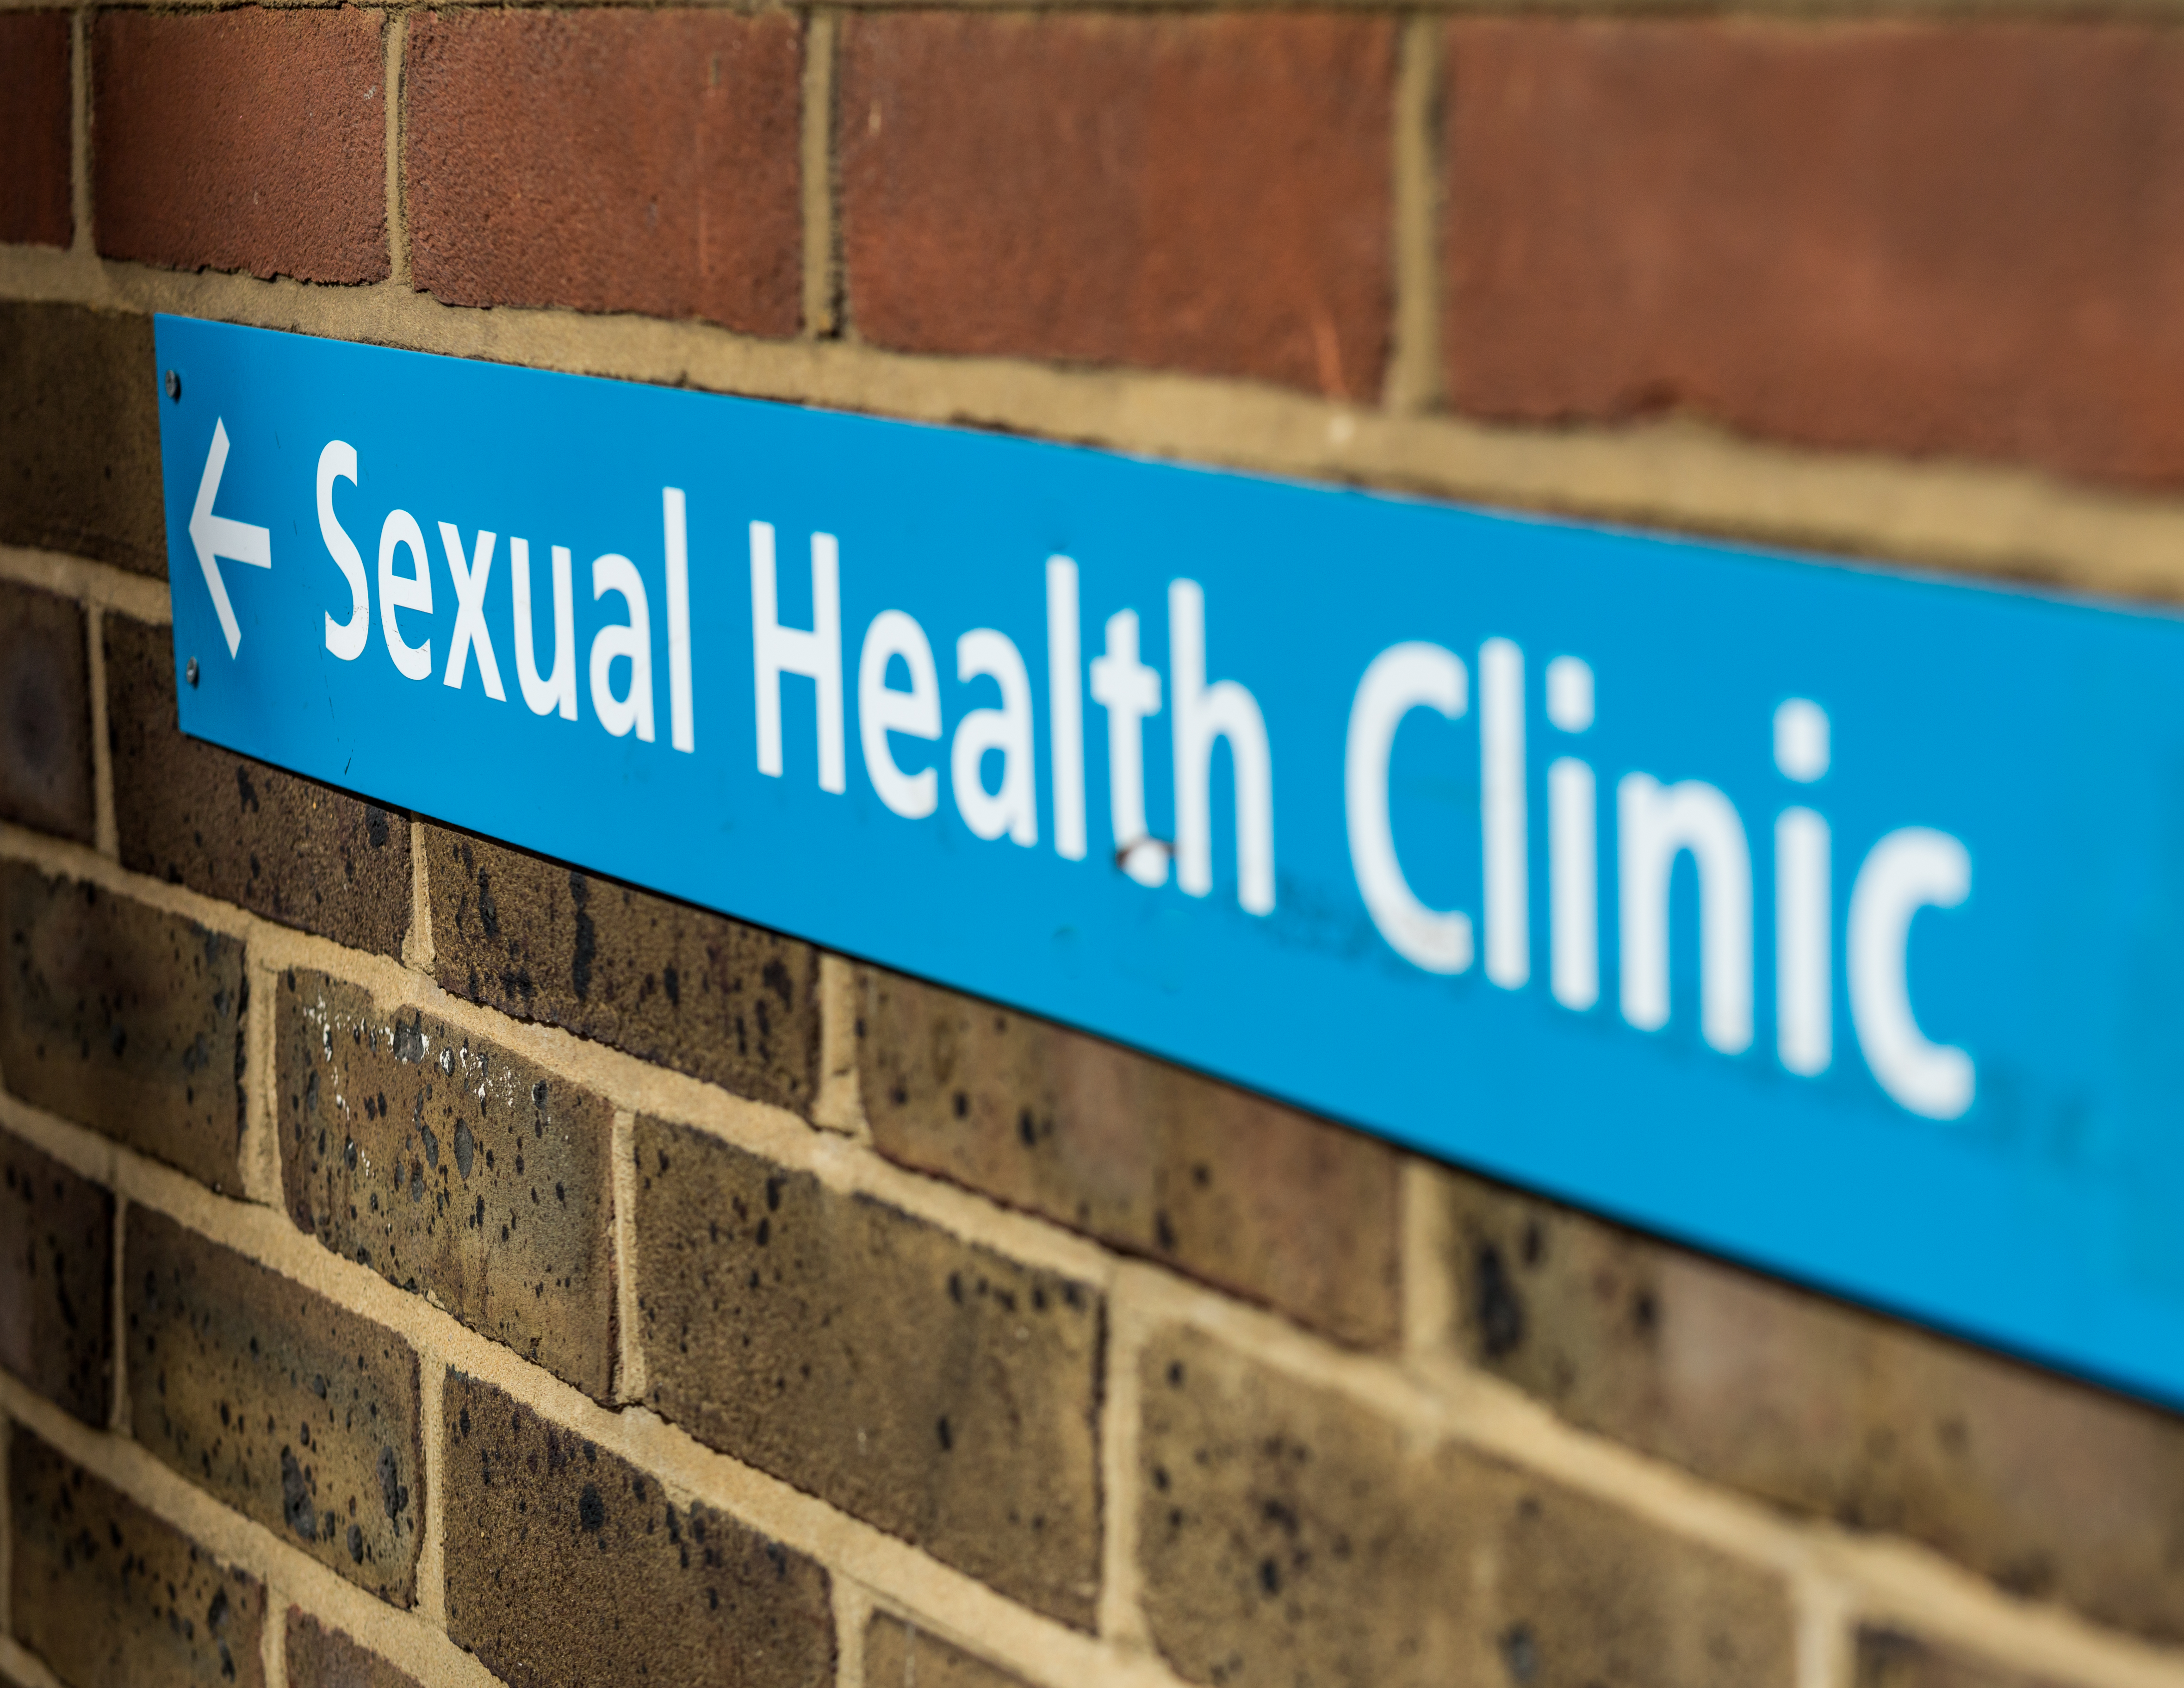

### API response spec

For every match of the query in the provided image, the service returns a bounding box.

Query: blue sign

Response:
[154,314,2184,1406]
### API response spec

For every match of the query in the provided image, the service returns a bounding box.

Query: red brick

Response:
[11,1426,268,1686]
[0,14,71,248]
[93,6,386,283]
[0,1128,113,1425]
[840,12,1394,399]
[406,10,802,335]
[861,967,1401,1347]
[1444,21,2184,489]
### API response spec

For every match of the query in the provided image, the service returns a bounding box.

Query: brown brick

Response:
[0,13,71,248]
[427,824,817,1111]
[0,1128,113,1424]
[1438,1171,2184,1644]
[862,967,1401,1347]
[0,863,246,1191]
[1856,1632,2078,1688]
[865,1616,1030,1688]
[108,614,413,957]
[125,1206,423,1605]
[1141,1324,1794,1688]
[1444,21,2184,490]
[93,6,386,282]
[442,1370,834,1688]
[285,1610,422,1688]
[0,579,93,844]
[633,1116,1102,1626]
[406,10,801,336]
[839,12,1394,399]
[0,302,164,576]
[9,1426,267,1687]
[277,968,616,1399]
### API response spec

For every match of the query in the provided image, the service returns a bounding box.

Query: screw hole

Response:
[185,658,199,688]
[165,369,181,402]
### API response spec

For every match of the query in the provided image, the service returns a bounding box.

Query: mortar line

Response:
[0,1638,66,1688]
[800,6,840,339]
[243,955,284,1207]
[610,1107,648,1404]
[1095,1276,1152,1654]
[9,1078,2183,1688]
[833,1570,874,1688]
[1384,12,1441,415]
[813,953,869,1138]
[5,259,2184,600]
[261,1570,290,1688]
[0,1377,504,1688]
[1797,1570,1858,1688]
[0,544,173,624]
[382,7,408,288]
[85,602,118,859]
[402,815,434,973]
[68,6,90,255]
[1397,1155,1455,1362]
[413,1359,447,1627]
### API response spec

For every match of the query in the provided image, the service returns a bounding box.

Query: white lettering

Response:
[1170,579,1273,915]
[857,609,941,819]
[589,553,653,741]
[664,488,694,754]
[377,509,433,682]
[438,523,506,701]
[1089,608,1166,885]
[1480,637,1527,989]
[1546,655,1597,1012]
[751,522,844,793]
[317,441,367,662]
[1849,827,1972,1119]
[1047,557,1087,862]
[512,540,577,720]
[1619,773,1753,1054]
[1345,642,1471,974]
[952,629,1038,846]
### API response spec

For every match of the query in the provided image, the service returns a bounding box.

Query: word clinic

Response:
[314,453,1974,1125]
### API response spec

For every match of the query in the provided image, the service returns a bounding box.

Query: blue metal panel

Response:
[154,314,2184,1405]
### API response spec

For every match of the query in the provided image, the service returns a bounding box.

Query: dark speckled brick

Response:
[1140,1323,1795,1688]
[0,862,247,1191]
[125,1206,423,1606]
[861,965,1402,1347]
[865,1615,1031,1688]
[285,1609,423,1688]
[633,1115,1103,1627]
[0,578,93,844]
[0,1127,114,1423]
[426,823,818,1111]
[107,613,413,958]
[1855,1632,2077,1688]
[9,1427,267,1686]
[277,967,617,1399]
[442,1369,834,1688]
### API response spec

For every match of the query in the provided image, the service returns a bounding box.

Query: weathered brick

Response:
[0,13,71,248]
[285,1609,422,1688]
[125,1206,423,1605]
[427,825,817,1111]
[0,302,164,576]
[1141,1324,1794,1688]
[0,863,246,1191]
[1438,1170,2184,1643]
[277,968,616,1399]
[1856,1632,2073,1688]
[865,1616,1030,1688]
[839,12,1394,398]
[443,1370,834,1688]
[862,968,1400,1347]
[407,10,802,336]
[93,6,386,282]
[0,579,93,844]
[108,614,413,957]
[0,1127,113,1424]
[9,1426,267,1687]
[1444,21,2184,489]
[633,1116,1102,1626]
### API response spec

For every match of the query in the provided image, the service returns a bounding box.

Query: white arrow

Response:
[190,417,272,658]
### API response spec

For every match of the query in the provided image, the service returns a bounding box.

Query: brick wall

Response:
[4,9,2184,1688]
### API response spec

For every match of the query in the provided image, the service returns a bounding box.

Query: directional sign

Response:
[155,314,2184,1408]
